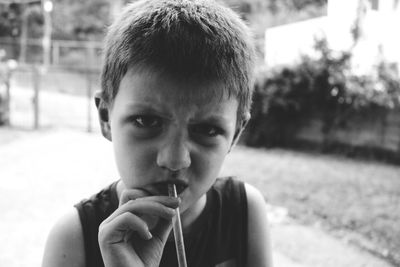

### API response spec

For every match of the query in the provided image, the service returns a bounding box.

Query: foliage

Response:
[0,3,44,39]
[52,0,110,40]
[0,0,110,41]
[0,3,21,37]
[0,3,45,60]
[1,0,326,51]
[244,38,400,148]
[268,0,326,13]
[224,0,326,14]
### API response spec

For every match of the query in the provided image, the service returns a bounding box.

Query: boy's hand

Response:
[98,189,179,267]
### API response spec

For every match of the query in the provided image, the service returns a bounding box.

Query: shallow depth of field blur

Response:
[1,0,400,267]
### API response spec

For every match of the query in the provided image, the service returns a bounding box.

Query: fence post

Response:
[2,68,11,126]
[86,69,92,133]
[32,65,40,130]
[52,42,59,65]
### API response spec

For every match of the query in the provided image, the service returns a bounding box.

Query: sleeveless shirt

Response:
[74,177,248,267]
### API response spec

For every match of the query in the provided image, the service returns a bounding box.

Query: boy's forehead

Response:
[118,67,237,109]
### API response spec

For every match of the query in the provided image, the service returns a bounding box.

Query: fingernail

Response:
[170,196,181,203]
[145,230,153,240]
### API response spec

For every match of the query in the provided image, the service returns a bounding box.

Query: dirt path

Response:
[0,128,394,267]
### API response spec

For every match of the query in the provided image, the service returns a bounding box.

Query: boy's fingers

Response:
[119,189,180,206]
[134,196,181,207]
[119,189,149,206]
[152,218,174,243]
[104,199,179,224]
[99,212,152,243]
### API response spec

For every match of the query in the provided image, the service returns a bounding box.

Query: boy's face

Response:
[105,68,239,215]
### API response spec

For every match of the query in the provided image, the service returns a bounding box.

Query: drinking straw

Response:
[168,183,188,267]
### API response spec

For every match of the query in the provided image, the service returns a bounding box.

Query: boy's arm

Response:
[245,183,273,267]
[42,209,86,267]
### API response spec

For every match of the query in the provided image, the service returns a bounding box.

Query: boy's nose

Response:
[156,134,191,172]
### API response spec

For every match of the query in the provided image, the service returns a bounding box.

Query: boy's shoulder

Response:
[213,176,244,189]
[75,180,119,211]
[42,209,86,267]
[212,177,267,220]
[210,176,247,207]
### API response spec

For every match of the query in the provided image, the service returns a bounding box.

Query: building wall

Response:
[264,0,400,72]
[264,17,327,67]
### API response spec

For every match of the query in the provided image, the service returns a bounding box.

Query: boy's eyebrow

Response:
[122,102,164,112]
[120,101,236,126]
[191,114,234,127]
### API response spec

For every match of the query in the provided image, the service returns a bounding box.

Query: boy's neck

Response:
[181,194,206,233]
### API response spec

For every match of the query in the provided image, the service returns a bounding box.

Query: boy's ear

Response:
[229,113,250,152]
[94,91,112,141]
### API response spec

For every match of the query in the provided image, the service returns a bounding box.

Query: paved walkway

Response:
[0,128,394,267]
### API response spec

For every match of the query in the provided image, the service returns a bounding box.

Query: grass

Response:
[221,146,400,266]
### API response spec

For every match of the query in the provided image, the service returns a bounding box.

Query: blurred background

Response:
[0,0,399,266]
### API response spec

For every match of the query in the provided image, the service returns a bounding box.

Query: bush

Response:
[243,38,400,150]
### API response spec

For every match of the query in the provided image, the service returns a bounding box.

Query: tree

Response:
[52,0,110,40]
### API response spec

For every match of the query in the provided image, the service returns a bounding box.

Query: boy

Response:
[42,0,272,266]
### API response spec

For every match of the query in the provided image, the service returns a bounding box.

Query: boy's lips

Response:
[139,180,188,196]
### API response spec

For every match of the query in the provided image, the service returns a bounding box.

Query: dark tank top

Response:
[75,177,248,267]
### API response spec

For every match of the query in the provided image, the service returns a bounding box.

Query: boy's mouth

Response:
[140,180,188,196]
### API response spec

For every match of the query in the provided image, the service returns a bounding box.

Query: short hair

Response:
[101,0,256,123]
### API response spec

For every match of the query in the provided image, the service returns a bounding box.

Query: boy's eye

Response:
[132,115,162,128]
[190,123,223,137]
